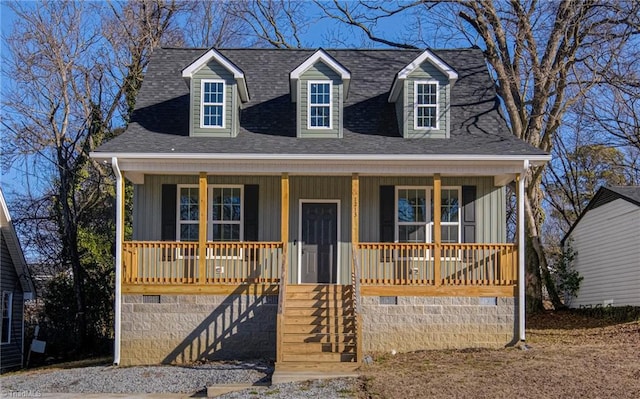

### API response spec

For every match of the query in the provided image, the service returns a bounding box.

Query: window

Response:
[1,292,12,344]
[308,81,331,128]
[177,185,243,242]
[435,188,460,243]
[414,81,438,129]
[397,188,427,243]
[395,186,460,243]
[178,186,200,242]
[201,80,225,128]
[211,186,242,241]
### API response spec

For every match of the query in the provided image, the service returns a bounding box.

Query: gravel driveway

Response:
[0,360,359,398]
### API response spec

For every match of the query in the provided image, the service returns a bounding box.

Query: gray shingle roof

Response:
[95,47,546,156]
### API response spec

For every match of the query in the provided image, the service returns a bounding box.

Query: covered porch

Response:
[104,154,538,365]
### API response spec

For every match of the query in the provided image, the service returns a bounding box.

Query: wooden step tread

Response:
[282,352,357,363]
[284,308,355,317]
[284,316,355,325]
[285,284,352,293]
[282,324,356,334]
[284,299,354,308]
[282,342,356,354]
[282,333,356,344]
[286,292,352,300]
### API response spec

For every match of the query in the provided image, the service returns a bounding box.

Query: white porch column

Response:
[517,160,528,342]
[111,157,123,365]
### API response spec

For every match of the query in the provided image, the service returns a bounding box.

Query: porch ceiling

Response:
[91,153,549,185]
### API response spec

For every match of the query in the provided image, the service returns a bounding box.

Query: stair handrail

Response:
[351,243,363,362]
[276,242,287,364]
[277,242,287,315]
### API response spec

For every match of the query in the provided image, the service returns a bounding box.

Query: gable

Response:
[563,186,640,245]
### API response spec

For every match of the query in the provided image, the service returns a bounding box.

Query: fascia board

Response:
[397,49,458,80]
[181,48,249,102]
[290,49,351,102]
[389,49,459,103]
[90,151,550,163]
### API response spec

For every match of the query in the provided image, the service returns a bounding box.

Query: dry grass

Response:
[357,311,640,398]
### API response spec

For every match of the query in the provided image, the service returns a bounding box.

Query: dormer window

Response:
[389,49,457,139]
[415,81,438,129]
[201,80,225,128]
[290,49,350,138]
[309,81,332,129]
[182,48,248,137]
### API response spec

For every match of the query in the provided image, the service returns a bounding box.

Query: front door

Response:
[300,202,338,284]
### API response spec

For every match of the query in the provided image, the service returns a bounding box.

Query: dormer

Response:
[290,49,351,138]
[389,49,458,139]
[182,48,249,137]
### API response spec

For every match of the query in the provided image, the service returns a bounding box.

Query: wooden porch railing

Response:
[122,241,283,284]
[356,243,517,286]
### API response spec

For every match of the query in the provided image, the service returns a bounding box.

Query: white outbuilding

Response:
[563,186,640,307]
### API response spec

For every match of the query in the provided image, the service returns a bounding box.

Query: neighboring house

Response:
[0,189,36,373]
[562,186,640,308]
[90,47,550,372]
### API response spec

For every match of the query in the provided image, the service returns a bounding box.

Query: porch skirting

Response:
[120,294,277,366]
[361,296,517,352]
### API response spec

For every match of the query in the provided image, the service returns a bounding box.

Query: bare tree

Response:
[318,0,640,311]
[1,0,186,353]
[228,0,307,48]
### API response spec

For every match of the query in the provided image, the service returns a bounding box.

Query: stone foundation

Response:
[120,294,277,366]
[361,296,517,352]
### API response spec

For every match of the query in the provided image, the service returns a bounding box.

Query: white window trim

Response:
[200,79,226,129]
[413,80,439,130]
[297,199,341,284]
[394,186,462,257]
[176,184,244,259]
[1,291,12,344]
[307,80,333,130]
[209,185,244,244]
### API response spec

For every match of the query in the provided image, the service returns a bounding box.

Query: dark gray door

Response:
[300,202,338,284]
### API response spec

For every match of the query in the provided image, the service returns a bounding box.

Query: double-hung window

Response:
[395,186,461,245]
[308,81,332,128]
[177,185,244,244]
[415,81,438,129]
[210,186,243,241]
[201,80,225,128]
[1,291,12,344]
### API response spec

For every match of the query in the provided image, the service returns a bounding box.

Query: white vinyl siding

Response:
[568,199,640,307]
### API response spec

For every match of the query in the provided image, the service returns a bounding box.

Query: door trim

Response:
[297,199,341,284]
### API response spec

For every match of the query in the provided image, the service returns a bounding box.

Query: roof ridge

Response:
[158,46,478,52]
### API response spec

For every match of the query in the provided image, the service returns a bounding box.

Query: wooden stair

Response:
[273,284,360,382]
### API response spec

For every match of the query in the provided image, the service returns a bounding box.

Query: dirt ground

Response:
[357,311,640,399]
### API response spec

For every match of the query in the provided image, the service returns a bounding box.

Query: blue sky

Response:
[0,1,465,205]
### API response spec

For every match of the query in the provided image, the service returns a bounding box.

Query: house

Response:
[90,47,550,371]
[562,186,640,307]
[1,189,36,373]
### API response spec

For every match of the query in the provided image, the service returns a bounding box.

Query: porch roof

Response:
[93,47,547,158]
